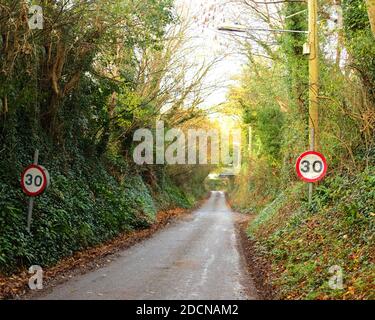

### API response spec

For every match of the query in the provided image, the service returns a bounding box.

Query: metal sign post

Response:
[27,150,39,233]
[308,179,313,205]
[22,150,50,233]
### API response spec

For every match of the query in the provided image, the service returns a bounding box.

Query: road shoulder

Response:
[232,212,275,300]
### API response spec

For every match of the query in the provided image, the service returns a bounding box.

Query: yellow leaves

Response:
[349,252,360,264]
[0,272,28,299]
[344,286,356,298]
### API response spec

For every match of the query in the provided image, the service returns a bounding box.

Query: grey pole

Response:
[27,149,39,233]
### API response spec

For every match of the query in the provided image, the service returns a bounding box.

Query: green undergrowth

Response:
[0,134,197,275]
[247,168,375,300]
[152,178,193,211]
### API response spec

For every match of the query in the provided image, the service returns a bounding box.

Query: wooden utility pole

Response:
[308,0,319,152]
[307,0,319,204]
[366,0,375,38]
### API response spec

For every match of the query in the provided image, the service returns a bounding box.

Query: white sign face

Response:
[21,165,48,197]
[296,151,327,183]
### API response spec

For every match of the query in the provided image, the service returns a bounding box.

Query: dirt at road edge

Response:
[233,213,276,300]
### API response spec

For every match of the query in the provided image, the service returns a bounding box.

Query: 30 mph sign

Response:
[21,164,50,197]
[296,151,327,183]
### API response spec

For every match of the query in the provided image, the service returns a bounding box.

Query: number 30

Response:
[301,160,323,173]
[25,174,43,187]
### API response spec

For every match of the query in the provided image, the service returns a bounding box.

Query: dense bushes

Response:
[227,0,374,299]
[248,167,374,299]
[0,1,209,276]
[0,137,198,274]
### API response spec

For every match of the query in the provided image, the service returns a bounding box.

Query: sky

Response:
[172,0,345,117]
[175,0,249,108]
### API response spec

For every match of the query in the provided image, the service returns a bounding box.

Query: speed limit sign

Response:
[21,164,50,197]
[296,151,327,183]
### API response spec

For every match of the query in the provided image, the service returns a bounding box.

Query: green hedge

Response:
[0,148,160,273]
[0,126,201,275]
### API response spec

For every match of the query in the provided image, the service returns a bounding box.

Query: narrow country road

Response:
[35,192,258,300]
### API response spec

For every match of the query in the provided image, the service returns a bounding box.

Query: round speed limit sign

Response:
[296,151,327,183]
[21,164,50,197]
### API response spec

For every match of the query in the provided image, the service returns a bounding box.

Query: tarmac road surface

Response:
[36,191,258,300]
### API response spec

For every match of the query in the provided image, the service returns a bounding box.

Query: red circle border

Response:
[296,151,328,183]
[21,164,48,197]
